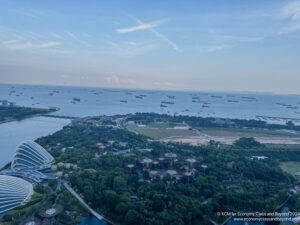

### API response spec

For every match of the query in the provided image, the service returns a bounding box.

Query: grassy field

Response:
[146,122,186,129]
[133,127,197,139]
[280,161,300,178]
[198,127,300,138]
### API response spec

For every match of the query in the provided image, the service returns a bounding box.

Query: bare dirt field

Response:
[162,135,300,145]
[198,127,300,138]
[130,124,300,145]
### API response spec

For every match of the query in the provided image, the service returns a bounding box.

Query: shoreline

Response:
[0,105,59,125]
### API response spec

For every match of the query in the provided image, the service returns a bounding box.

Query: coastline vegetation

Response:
[2,113,300,224]
[0,106,57,123]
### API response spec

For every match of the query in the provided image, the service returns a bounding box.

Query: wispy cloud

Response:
[67,32,92,47]
[26,31,45,41]
[196,34,263,53]
[279,22,300,34]
[16,9,47,19]
[12,34,26,40]
[206,45,231,52]
[196,44,231,53]
[2,40,19,45]
[49,32,62,39]
[3,40,60,50]
[281,1,300,20]
[61,74,70,79]
[116,18,168,33]
[105,74,136,84]
[106,40,157,58]
[212,35,263,44]
[153,81,177,89]
[279,1,300,34]
[118,15,180,52]
[150,28,180,51]
[67,32,77,39]
[105,74,120,83]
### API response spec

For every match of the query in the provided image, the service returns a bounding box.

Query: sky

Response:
[0,0,300,94]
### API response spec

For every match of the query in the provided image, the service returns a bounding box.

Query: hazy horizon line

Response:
[1,82,298,96]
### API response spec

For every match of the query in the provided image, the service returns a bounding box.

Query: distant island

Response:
[2,112,300,225]
[0,104,58,124]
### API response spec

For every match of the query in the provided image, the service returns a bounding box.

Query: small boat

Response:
[241,96,257,100]
[120,100,128,103]
[228,100,239,103]
[287,106,298,109]
[73,97,80,101]
[160,104,167,108]
[161,101,174,105]
[192,97,200,100]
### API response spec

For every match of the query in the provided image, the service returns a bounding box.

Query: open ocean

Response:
[1,83,300,124]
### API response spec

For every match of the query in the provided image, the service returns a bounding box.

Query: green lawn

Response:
[147,122,185,129]
[280,161,300,178]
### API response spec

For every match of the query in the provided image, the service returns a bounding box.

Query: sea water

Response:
[0,84,300,123]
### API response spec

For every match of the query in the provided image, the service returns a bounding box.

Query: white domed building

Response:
[0,175,33,214]
[11,140,54,169]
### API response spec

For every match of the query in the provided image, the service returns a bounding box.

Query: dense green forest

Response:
[31,114,300,225]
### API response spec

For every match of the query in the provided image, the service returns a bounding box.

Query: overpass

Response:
[62,181,103,221]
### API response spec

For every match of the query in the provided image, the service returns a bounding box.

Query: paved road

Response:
[209,218,219,225]
[62,180,103,221]
[276,193,291,210]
